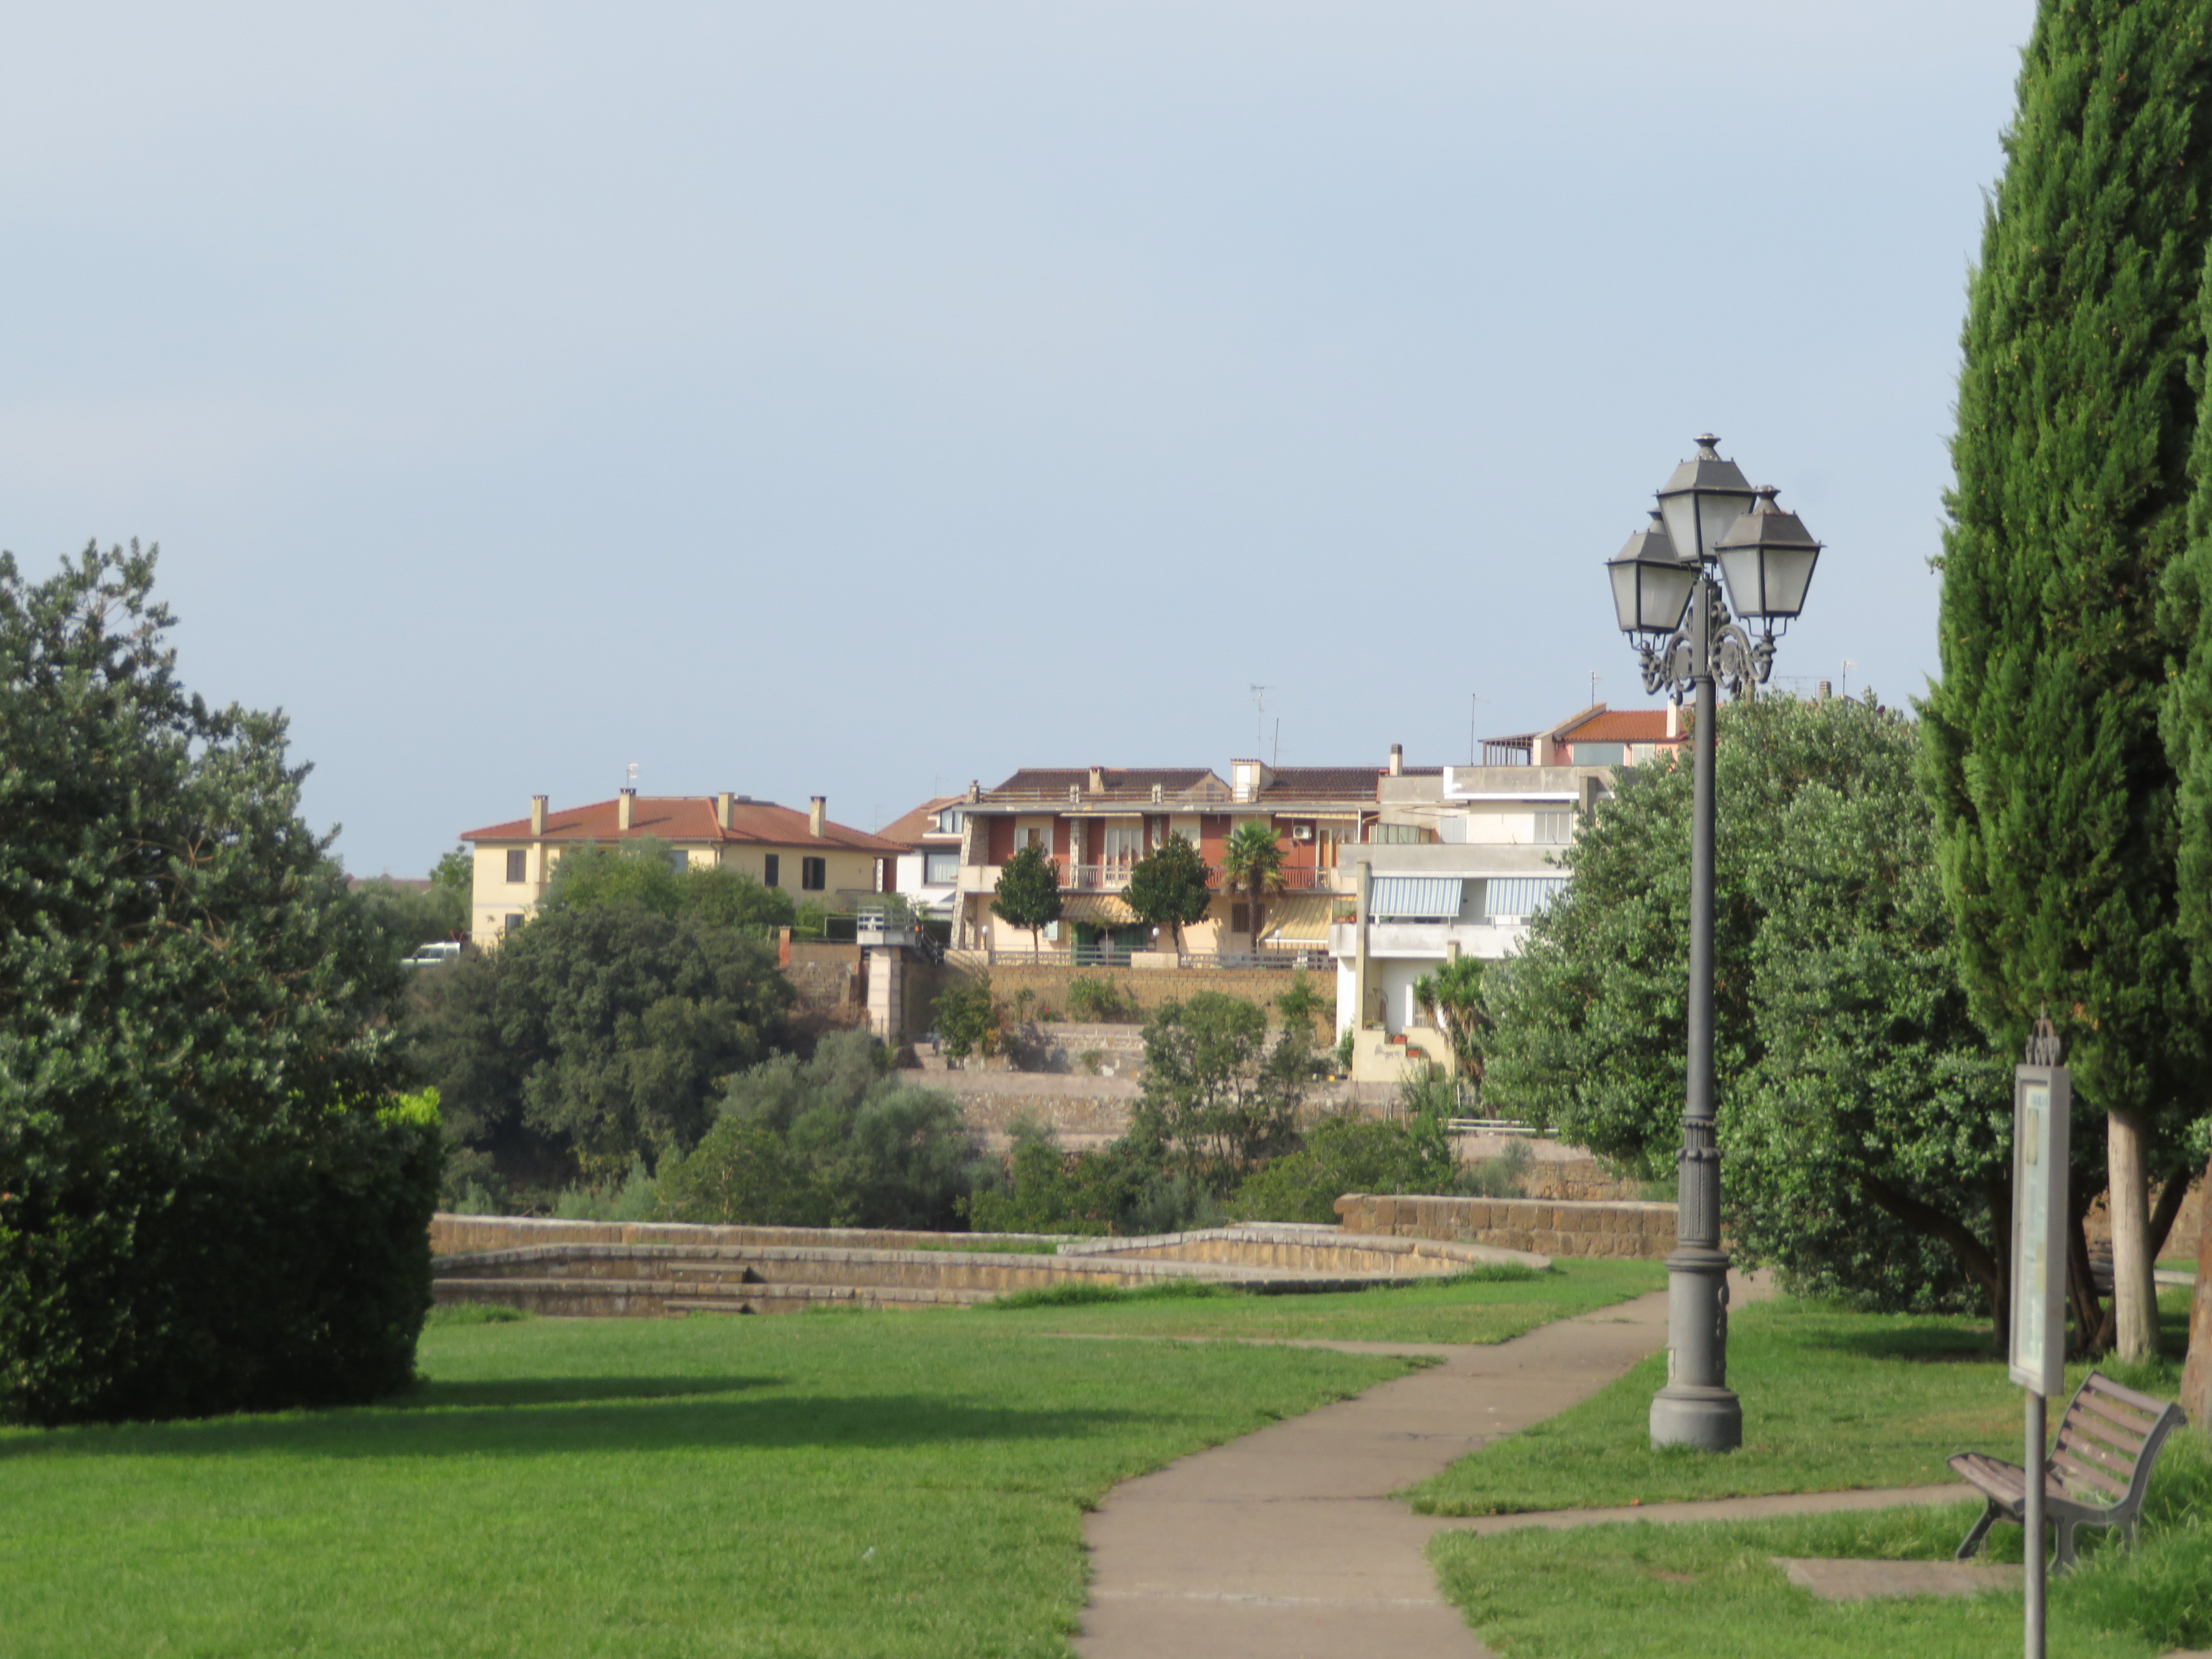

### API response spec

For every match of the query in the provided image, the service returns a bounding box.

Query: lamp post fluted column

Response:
[1650,572,1739,1452]
[1604,436,1825,1455]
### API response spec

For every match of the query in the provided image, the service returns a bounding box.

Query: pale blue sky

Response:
[1,2,2033,874]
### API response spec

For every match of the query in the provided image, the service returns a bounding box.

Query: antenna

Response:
[1589,670,1602,708]
[1467,691,1493,766]
[1841,659,1858,699]
[1272,717,1280,767]
[625,761,639,788]
[1249,684,1272,751]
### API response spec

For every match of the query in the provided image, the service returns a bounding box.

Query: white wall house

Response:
[877,795,968,920]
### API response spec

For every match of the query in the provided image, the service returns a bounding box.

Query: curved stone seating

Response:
[428,1215,1547,1318]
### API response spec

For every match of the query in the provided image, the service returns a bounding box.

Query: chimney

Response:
[1387,743,1403,777]
[1665,702,1680,739]
[530,794,547,836]
[617,788,634,832]
[809,796,826,838]
[966,778,980,803]
[714,792,733,832]
[1088,766,1105,794]
[1816,680,1833,703]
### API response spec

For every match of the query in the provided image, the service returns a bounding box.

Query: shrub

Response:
[934,977,1000,1062]
[1231,1108,1459,1224]
[1066,976,1140,1023]
[1133,992,1310,1194]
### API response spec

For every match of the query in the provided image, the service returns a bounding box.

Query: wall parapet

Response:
[1333,1192,1677,1260]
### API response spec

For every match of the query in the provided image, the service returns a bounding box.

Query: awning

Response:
[1258,894,1333,943]
[1367,876,1464,919]
[1060,893,1139,926]
[1481,876,1568,917]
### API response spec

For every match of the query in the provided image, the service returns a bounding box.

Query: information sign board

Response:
[2010,1064,2070,1397]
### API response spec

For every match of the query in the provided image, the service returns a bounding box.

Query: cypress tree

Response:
[1923,0,2212,1360]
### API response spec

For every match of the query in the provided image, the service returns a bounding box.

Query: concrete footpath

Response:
[1071,1277,1974,1659]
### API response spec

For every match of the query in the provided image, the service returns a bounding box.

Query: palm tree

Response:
[1221,821,1288,950]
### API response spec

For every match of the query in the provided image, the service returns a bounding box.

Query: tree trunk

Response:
[2182,1149,2212,1423]
[2150,1164,2194,1262]
[2067,1192,2106,1357]
[2110,1108,2160,1359]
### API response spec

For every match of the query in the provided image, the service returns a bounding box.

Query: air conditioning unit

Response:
[1291,824,1314,843]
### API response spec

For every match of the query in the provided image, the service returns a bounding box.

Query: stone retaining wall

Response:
[1333,1192,1677,1260]
[430,1214,1069,1257]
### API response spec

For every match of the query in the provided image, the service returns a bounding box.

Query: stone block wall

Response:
[936,960,1336,1034]
[1333,1192,1677,1260]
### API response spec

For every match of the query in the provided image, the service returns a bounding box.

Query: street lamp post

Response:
[1604,435,1822,1453]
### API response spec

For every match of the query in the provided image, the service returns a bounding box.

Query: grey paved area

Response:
[1774,1556,2019,1600]
[1071,1270,2014,1659]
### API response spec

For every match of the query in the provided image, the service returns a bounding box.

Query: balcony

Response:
[957,860,1346,896]
[1327,917,1532,960]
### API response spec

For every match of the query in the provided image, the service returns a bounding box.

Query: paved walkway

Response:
[1070,1275,1983,1659]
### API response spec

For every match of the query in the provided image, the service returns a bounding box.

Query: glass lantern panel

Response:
[1638,559,1697,632]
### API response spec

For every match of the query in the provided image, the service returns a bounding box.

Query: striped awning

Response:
[1367,876,1464,919]
[1258,894,1333,943]
[1482,876,1568,918]
[1060,893,1139,926]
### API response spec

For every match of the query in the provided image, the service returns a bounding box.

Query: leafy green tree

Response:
[1923,0,2212,1358]
[1275,970,1331,1043]
[1489,695,2025,1323]
[406,903,793,1182]
[0,544,440,1424]
[1221,820,1287,945]
[1413,955,1489,1089]
[354,874,468,967]
[933,976,999,1061]
[1123,833,1213,953]
[1133,992,1308,1194]
[964,1118,1217,1237]
[658,1033,975,1230]
[990,842,1062,955]
[1229,1109,1457,1224]
[431,846,472,901]
[542,838,795,930]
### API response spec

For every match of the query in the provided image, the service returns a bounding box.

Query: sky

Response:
[0,2,2035,875]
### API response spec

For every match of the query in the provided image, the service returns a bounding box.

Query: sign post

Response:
[2011,1017,2069,1659]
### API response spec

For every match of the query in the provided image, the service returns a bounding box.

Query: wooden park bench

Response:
[1950,1371,2187,1572]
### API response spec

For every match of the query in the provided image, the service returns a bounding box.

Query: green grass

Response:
[1427,1430,2212,1658]
[0,1308,1409,1658]
[907,1237,1069,1255]
[1412,1288,2195,1516]
[981,1258,1665,1345]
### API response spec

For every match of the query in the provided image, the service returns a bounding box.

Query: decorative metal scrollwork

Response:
[1635,580,1775,703]
[2024,1009,2063,1068]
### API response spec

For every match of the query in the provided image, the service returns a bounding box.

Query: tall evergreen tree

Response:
[1922,0,2212,1359]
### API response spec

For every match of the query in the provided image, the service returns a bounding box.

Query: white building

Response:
[876,795,969,922]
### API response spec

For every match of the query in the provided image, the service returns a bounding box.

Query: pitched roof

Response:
[876,796,963,849]
[1258,767,1381,800]
[984,767,1227,797]
[460,797,906,856]
[1557,707,1683,743]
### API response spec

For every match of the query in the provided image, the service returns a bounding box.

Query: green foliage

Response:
[1230,1108,1459,1224]
[1122,833,1213,950]
[1220,820,1287,939]
[352,873,468,967]
[656,1033,976,1230]
[1924,0,2212,1147]
[963,1118,1219,1237]
[989,842,1062,949]
[0,545,440,1424]
[1274,969,1330,1041]
[405,901,793,1181]
[430,847,472,899]
[1065,975,1140,1023]
[984,1278,1236,1310]
[932,975,1000,1060]
[1487,695,2008,1314]
[549,1158,661,1221]
[1133,992,1309,1194]
[1412,955,1489,1086]
[541,838,795,931]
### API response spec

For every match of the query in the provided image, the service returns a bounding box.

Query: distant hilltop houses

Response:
[456,703,1684,1083]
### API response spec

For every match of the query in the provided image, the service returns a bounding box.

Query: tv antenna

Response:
[1588,669,1602,708]
[1841,658,1859,699]
[1467,691,1493,765]
[1249,684,1273,751]
[625,761,639,788]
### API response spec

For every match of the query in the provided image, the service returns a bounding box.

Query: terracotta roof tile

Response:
[876,796,964,849]
[1559,709,1683,743]
[460,797,906,856]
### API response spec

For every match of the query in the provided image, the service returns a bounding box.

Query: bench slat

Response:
[2050,1447,2130,1501]
[2078,1391,2160,1440]
[2065,1410,2148,1460]
[2055,1425,2140,1479]
[2087,1373,2172,1416]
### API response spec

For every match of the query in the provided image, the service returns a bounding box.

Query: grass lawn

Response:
[1410,1287,2194,1516]
[0,1307,1410,1659]
[980,1258,1665,1345]
[1428,1431,2212,1659]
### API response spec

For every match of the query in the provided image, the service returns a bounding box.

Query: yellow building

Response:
[460,789,904,946]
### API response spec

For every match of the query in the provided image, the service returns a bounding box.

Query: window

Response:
[1101,822,1143,872]
[1534,810,1573,845]
[505,848,527,883]
[1572,742,1627,767]
[668,850,690,874]
[934,808,963,834]
[801,856,827,891]
[764,853,780,888]
[502,912,524,934]
[1230,902,1252,933]
[1370,823,1432,844]
[923,850,960,884]
[1022,827,1045,851]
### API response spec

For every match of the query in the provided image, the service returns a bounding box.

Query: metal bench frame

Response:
[1950,1371,2186,1572]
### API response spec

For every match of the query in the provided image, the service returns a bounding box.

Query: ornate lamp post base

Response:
[1650,1244,1740,1452]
